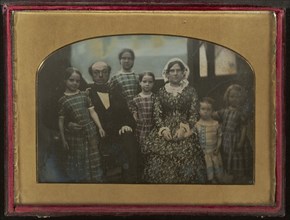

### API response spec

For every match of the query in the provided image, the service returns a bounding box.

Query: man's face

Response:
[91,62,110,85]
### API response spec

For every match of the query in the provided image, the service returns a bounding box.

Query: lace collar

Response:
[164,81,188,96]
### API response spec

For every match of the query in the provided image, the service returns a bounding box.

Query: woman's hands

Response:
[162,129,173,141]
[172,128,186,141]
[161,127,188,141]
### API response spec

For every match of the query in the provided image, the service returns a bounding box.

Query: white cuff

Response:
[158,127,170,137]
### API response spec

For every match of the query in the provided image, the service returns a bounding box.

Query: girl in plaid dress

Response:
[216,84,250,183]
[58,67,105,182]
[130,72,155,145]
[109,49,140,182]
[110,48,139,108]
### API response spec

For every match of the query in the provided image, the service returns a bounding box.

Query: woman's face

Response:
[166,63,185,86]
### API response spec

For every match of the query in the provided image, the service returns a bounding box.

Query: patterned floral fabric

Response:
[58,91,103,182]
[130,93,155,145]
[142,86,207,183]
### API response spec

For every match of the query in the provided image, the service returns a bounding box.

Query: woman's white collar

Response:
[164,80,188,96]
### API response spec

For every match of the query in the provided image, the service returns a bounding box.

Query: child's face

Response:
[228,90,242,107]
[65,72,80,92]
[120,52,134,71]
[199,102,213,120]
[140,75,154,93]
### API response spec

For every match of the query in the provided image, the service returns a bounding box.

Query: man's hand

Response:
[118,126,132,135]
[68,122,82,131]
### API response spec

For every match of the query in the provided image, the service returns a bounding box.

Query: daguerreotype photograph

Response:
[37,35,254,185]
[7,8,281,213]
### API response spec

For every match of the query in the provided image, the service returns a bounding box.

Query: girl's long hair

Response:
[223,84,246,107]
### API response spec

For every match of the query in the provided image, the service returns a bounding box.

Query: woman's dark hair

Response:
[139,71,155,82]
[118,48,135,61]
[166,60,185,74]
[64,67,82,80]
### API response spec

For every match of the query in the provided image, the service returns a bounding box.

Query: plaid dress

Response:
[195,120,223,181]
[130,93,155,144]
[110,71,139,106]
[58,91,102,182]
[217,108,249,178]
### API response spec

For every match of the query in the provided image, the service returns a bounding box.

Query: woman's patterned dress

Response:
[142,86,206,183]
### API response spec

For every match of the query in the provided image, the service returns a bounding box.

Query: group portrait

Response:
[37,35,254,185]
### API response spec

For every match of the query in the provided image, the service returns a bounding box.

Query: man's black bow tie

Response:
[93,83,109,93]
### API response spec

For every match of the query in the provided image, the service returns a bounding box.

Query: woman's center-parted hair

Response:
[118,48,135,61]
[64,67,83,80]
[166,60,185,74]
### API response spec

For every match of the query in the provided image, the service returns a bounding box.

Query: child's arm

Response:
[130,98,138,121]
[214,133,222,155]
[58,116,69,150]
[132,112,138,121]
[214,124,222,155]
[89,107,106,138]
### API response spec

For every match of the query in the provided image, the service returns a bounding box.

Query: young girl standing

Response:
[216,84,250,183]
[194,97,223,183]
[58,67,105,182]
[130,72,155,145]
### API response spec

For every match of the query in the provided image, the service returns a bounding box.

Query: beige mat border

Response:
[12,10,276,205]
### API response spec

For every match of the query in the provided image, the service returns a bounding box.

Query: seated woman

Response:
[142,58,207,184]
